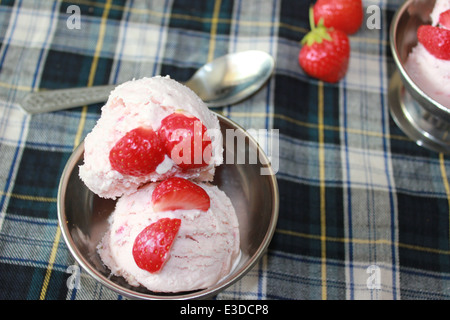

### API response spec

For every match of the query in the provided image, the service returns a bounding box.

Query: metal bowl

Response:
[57,113,279,300]
[388,0,450,153]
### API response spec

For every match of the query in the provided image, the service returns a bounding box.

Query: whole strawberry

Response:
[109,126,165,177]
[299,8,350,83]
[313,0,363,35]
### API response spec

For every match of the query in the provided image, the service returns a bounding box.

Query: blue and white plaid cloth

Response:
[0,0,449,300]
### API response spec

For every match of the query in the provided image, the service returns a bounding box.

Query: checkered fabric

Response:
[0,0,449,300]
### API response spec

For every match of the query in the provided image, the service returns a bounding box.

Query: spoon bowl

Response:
[185,50,274,107]
[20,50,274,114]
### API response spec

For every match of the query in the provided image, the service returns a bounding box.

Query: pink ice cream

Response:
[97,181,240,293]
[405,0,450,108]
[79,76,223,199]
[79,75,240,293]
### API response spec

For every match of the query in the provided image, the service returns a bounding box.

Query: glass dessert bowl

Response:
[389,0,450,153]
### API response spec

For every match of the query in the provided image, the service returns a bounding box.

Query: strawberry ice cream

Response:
[79,76,240,293]
[79,76,223,199]
[404,0,450,108]
[97,180,240,293]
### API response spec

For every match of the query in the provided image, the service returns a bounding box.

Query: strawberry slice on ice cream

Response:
[439,9,450,29]
[132,218,181,273]
[152,177,211,212]
[109,126,165,177]
[158,112,212,170]
[417,24,450,60]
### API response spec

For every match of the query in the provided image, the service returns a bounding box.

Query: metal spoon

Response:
[19,50,274,114]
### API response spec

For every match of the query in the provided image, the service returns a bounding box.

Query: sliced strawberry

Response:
[132,218,181,273]
[417,25,450,60]
[158,112,212,170]
[152,177,210,212]
[109,126,165,177]
[439,9,450,29]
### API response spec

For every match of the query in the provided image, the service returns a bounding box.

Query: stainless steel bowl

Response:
[57,113,279,300]
[389,0,450,153]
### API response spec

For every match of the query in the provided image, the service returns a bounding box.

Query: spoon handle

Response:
[20,85,117,114]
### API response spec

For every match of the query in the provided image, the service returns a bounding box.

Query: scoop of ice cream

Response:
[79,76,223,199]
[405,0,450,108]
[97,181,240,293]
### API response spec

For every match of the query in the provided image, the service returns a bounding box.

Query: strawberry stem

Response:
[301,6,332,46]
[309,6,315,31]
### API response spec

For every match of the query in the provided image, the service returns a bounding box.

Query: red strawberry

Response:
[152,177,210,212]
[132,218,181,273]
[109,126,165,177]
[439,9,450,29]
[299,8,350,83]
[158,112,212,170]
[417,25,450,60]
[313,0,363,35]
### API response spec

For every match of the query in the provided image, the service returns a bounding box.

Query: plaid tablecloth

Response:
[0,0,449,300]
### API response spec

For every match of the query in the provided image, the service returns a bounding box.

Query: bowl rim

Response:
[389,0,449,116]
[57,113,279,300]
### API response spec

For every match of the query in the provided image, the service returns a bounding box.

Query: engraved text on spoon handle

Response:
[20,85,116,114]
